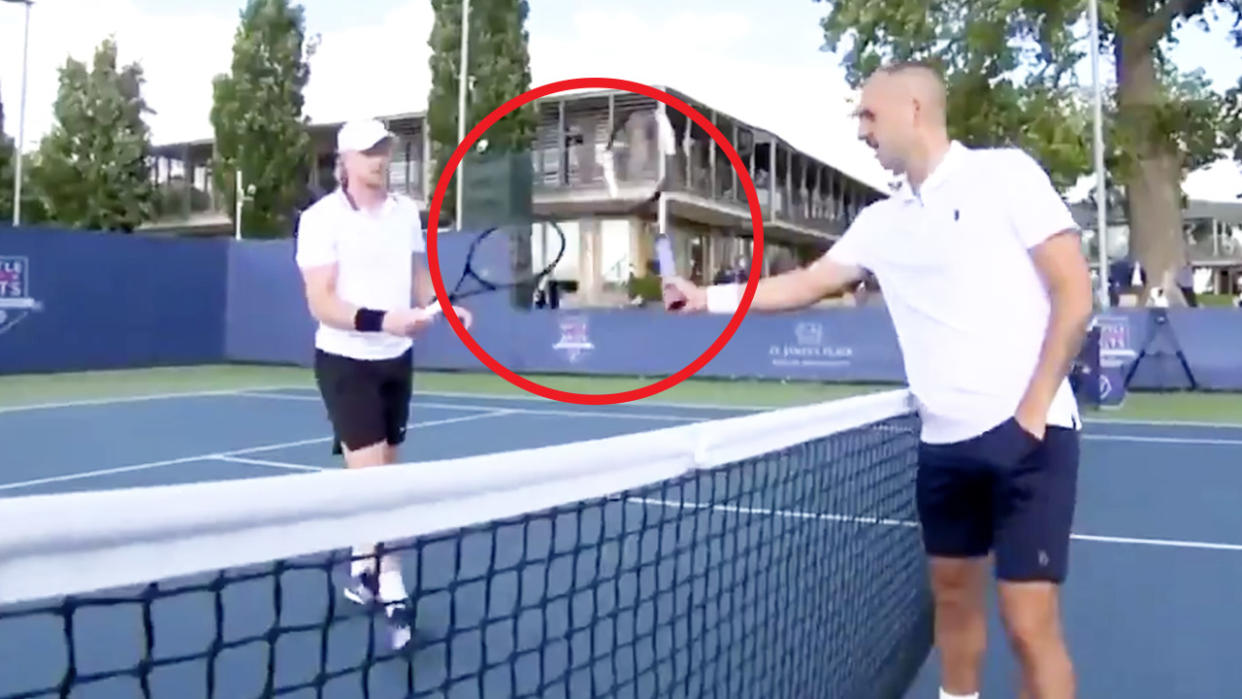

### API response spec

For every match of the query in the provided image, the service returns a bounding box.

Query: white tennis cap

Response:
[336,118,393,152]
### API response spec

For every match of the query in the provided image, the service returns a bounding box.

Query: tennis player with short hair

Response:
[667,63,1092,699]
[295,117,471,648]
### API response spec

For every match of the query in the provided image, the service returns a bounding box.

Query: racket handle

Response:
[662,282,687,311]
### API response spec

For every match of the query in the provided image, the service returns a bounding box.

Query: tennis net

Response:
[0,389,932,699]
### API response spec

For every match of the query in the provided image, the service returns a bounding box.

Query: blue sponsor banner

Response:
[4,223,1242,392]
[409,306,908,384]
[1094,313,1135,407]
[0,227,228,374]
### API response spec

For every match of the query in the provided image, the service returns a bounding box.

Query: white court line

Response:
[0,410,511,492]
[627,497,919,529]
[1085,417,1242,429]
[408,388,787,413]
[1083,434,1242,446]
[632,497,1242,553]
[213,455,324,472]
[1070,533,1242,552]
[5,384,1242,430]
[235,391,702,423]
[232,392,1242,443]
[0,385,310,414]
[408,389,1242,429]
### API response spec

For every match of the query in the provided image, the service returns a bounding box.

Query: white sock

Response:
[377,569,408,604]
[351,545,377,577]
[940,689,979,699]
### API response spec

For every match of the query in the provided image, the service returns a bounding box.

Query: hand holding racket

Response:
[658,276,707,313]
[418,302,474,329]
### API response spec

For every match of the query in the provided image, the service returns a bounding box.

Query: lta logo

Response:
[0,256,43,335]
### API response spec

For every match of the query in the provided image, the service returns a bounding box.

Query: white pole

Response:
[1089,0,1109,307]
[455,0,470,230]
[12,0,31,226]
[235,168,243,241]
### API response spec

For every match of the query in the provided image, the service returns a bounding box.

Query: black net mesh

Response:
[0,408,932,699]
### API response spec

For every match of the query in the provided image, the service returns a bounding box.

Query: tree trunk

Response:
[1115,0,1186,304]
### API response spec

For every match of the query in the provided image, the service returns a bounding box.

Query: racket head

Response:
[446,219,567,303]
[598,104,674,211]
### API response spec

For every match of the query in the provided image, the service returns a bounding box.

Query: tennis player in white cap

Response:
[295,117,472,648]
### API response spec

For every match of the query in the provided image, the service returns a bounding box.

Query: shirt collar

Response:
[338,186,395,215]
[896,140,968,203]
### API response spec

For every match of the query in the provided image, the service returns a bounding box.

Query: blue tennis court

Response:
[0,385,1239,697]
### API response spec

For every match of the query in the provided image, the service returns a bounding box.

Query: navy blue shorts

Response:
[916,417,1079,583]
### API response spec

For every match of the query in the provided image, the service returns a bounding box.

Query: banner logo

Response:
[1097,314,1131,353]
[768,321,852,369]
[552,314,594,363]
[0,256,43,336]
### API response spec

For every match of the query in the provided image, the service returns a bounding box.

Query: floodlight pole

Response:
[1089,0,1110,307]
[455,0,470,229]
[5,0,33,226]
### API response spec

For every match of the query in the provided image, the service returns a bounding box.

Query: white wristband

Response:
[705,284,743,314]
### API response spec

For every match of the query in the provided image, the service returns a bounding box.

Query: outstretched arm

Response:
[668,253,866,314]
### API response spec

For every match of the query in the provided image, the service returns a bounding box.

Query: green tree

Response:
[0,87,13,222]
[426,0,537,218]
[27,37,156,231]
[210,0,318,238]
[815,0,1238,296]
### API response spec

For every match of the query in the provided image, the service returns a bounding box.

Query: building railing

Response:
[146,133,874,239]
[529,138,863,236]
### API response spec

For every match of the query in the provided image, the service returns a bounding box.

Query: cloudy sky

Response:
[1,0,1239,197]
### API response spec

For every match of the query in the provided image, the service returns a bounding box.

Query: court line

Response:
[234,391,704,423]
[0,385,311,414]
[0,410,511,492]
[213,455,325,472]
[632,497,1242,553]
[5,384,1242,431]
[230,392,1242,443]
[1070,533,1242,552]
[1083,434,1242,446]
[405,389,1242,429]
[1085,417,1242,429]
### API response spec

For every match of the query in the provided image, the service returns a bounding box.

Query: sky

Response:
[1,0,1240,198]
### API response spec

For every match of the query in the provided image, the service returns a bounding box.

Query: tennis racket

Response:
[425,218,567,316]
[598,101,686,310]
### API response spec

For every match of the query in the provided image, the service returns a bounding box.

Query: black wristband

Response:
[354,308,385,332]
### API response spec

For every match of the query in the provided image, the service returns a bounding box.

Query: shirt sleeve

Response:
[406,197,426,254]
[1003,149,1079,249]
[293,207,337,269]
[824,205,878,271]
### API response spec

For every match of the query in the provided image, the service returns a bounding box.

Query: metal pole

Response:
[1089,0,1109,307]
[12,0,32,226]
[455,0,469,229]
[235,168,243,241]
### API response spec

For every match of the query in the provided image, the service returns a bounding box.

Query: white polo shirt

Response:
[294,188,426,361]
[826,141,1081,444]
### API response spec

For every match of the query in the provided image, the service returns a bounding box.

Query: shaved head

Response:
[854,61,950,179]
[872,62,947,119]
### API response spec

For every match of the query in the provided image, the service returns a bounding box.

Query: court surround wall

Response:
[2,227,1240,392]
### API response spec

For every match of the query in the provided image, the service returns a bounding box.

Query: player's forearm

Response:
[705,267,841,313]
[1021,284,1094,415]
[308,293,362,332]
